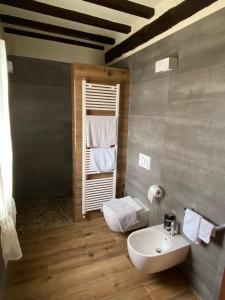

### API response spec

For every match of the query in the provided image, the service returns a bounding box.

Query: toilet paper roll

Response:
[148,185,163,203]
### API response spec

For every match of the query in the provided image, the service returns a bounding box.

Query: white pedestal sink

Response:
[127,224,190,273]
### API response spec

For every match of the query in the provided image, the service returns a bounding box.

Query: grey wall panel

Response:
[115,8,225,300]
[8,56,72,202]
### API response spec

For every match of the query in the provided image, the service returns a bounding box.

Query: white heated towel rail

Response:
[82,80,120,216]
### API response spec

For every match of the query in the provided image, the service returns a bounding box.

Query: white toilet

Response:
[102,196,149,232]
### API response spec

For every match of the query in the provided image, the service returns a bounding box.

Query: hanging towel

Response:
[86,116,117,147]
[103,199,139,232]
[198,218,215,244]
[90,147,116,173]
[183,209,201,243]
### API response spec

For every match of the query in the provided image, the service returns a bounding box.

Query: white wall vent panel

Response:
[155,57,177,73]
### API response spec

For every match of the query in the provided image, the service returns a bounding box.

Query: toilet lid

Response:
[121,196,144,212]
[103,196,144,217]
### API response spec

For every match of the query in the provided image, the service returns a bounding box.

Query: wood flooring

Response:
[6,217,199,300]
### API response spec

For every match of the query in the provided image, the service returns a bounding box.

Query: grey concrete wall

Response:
[8,56,72,203]
[0,28,8,300]
[115,8,225,300]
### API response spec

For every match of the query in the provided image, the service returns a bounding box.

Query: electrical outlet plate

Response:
[139,153,151,170]
[7,61,13,73]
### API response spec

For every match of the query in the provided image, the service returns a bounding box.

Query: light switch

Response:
[139,153,151,170]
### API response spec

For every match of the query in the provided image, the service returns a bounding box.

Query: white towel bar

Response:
[82,80,120,216]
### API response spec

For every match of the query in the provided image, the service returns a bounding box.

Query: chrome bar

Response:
[215,224,225,232]
[184,208,225,232]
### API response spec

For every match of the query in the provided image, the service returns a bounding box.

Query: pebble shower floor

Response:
[16,197,74,233]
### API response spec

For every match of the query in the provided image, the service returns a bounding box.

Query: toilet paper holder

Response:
[148,185,164,203]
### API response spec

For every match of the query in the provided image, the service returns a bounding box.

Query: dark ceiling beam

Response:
[82,0,154,19]
[105,0,218,63]
[0,0,131,34]
[0,14,115,45]
[4,27,104,50]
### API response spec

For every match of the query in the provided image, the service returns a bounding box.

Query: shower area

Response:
[9,56,74,233]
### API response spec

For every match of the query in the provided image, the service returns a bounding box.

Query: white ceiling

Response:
[1,0,224,65]
[32,0,165,26]
[0,0,170,48]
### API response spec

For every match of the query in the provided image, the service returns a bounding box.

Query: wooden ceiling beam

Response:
[0,0,131,34]
[105,0,218,63]
[0,14,115,45]
[82,0,154,19]
[4,27,104,50]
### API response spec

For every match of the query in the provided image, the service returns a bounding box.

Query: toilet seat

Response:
[103,196,144,217]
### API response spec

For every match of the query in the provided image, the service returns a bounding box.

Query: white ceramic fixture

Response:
[155,57,177,73]
[102,197,149,232]
[139,153,151,170]
[127,224,190,273]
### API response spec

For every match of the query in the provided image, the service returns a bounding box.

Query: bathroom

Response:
[0,1,225,299]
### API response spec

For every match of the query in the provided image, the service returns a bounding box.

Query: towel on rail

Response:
[86,116,117,147]
[103,199,139,232]
[90,147,116,172]
[183,209,201,244]
[198,218,215,244]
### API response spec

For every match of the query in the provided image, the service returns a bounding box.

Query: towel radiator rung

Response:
[82,80,120,215]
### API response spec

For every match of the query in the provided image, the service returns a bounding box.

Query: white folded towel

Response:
[90,147,116,173]
[86,116,117,147]
[198,218,214,244]
[103,199,139,232]
[183,209,201,243]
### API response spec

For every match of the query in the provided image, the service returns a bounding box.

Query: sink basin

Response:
[127,224,190,273]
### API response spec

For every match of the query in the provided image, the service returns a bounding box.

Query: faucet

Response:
[170,220,177,236]
[164,213,177,235]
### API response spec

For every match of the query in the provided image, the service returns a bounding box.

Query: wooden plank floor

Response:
[6,217,199,300]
